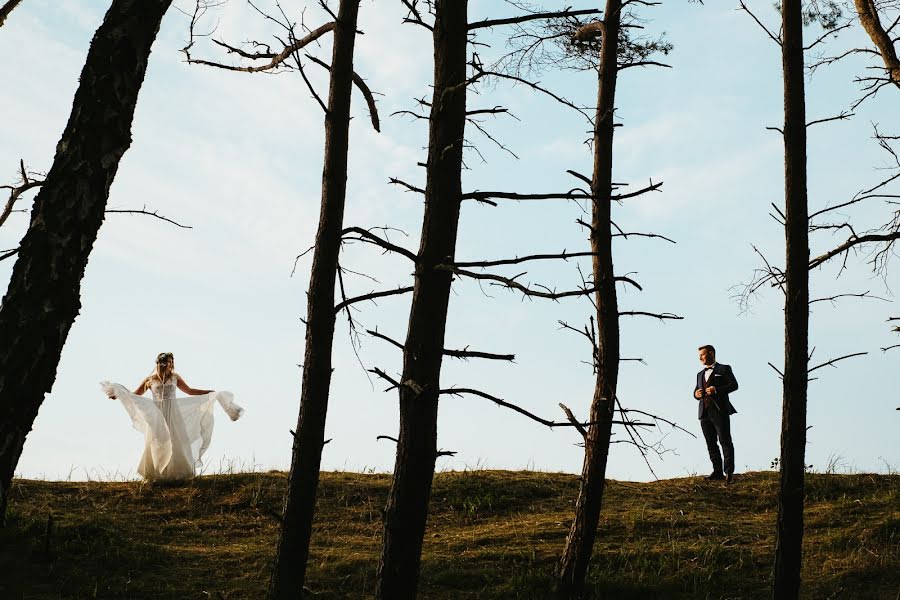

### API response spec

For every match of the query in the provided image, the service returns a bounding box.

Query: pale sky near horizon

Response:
[1,0,898,483]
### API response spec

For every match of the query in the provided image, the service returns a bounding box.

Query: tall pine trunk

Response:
[375,1,468,598]
[556,2,621,597]
[267,1,360,598]
[773,0,809,597]
[0,0,173,523]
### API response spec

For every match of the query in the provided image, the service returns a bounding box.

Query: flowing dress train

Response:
[101,376,243,481]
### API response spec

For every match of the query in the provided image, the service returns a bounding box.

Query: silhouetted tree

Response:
[182,1,380,596]
[0,0,174,523]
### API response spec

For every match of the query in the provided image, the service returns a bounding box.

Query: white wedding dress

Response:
[100,376,243,481]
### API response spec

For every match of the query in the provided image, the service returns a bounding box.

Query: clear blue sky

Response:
[1,0,897,482]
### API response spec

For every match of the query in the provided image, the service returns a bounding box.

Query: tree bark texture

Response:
[773,1,809,598]
[854,0,900,86]
[267,2,360,598]
[375,2,468,598]
[0,0,173,523]
[556,1,621,597]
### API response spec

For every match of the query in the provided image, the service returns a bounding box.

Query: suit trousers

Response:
[700,405,734,476]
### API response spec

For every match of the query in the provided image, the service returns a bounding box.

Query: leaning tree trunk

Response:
[555,2,621,598]
[0,0,173,523]
[773,0,809,598]
[375,2,468,598]
[854,0,900,86]
[267,1,360,598]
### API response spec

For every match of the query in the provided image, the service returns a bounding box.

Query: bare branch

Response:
[334,286,413,313]
[341,226,417,262]
[106,207,192,229]
[807,351,868,374]
[618,310,683,321]
[440,387,652,430]
[187,22,336,72]
[443,346,515,361]
[452,250,597,268]
[0,0,24,28]
[806,110,854,128]
[304,53,381,131]
[809,290,888,305]
[558,403,587,438]
[468,8,601,31]
[738,0,782,46]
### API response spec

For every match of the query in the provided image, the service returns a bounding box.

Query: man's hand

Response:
[705,386,716,396]
[694,389,703,399]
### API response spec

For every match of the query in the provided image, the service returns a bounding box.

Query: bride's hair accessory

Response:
[157,352,174,364]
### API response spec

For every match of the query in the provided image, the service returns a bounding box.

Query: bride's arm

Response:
[133,378,149,396]
[176,374,213,395]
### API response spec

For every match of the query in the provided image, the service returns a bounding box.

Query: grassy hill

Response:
[1,470,897,599]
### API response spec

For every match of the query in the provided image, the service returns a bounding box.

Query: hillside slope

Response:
[1,470,897,599]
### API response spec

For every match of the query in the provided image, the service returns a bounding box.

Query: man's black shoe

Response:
[707,472,725,481]
[725,474,735,484]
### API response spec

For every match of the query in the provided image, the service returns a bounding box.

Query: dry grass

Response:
[1,470,897,599]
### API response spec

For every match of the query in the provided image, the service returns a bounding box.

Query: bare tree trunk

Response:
[773,0,809,597]
[0,0,173,523]
[854,0,900,85]
[375,2,468,598]
[0,0,24,28]
[556,2,621,597]
[267,2,360,598]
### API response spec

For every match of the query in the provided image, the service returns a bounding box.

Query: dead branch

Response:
[808,232,900,271]
[461,190,590,203]
[304,53,381,131]
[366,328,513,361]
[807,351,868,374]
[442,346,515,361]
[738,0,782,46]
[400,0,433,31]
[369,367,401,392]
[341,226,417,261]
[558,403,587,438]
[439,387,653,430]
[105,207,192,229]
[333,286,413,313]
[468,60,593,122]
[809,290,888,305]
[452,250,597,268]
[806,110,854,128]
[618,310,683,321]
[469,8,601,31]
[188,22,336,73]
[0,0,23,28]
[366,328,405,351]
[0,160,43,229]
[440,265,609,301]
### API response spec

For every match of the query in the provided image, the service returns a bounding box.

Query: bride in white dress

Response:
[101,352,243,481]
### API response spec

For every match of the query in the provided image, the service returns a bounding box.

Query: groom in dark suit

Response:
[693,345,739,483]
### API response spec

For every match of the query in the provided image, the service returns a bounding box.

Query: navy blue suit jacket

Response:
[693,363,739,419]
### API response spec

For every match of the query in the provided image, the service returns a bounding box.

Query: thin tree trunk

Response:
[773,0,809,597]
[556,2,621,597]
[375,1,468,598]
[0,0,24,28]
[267,2,360,598]
[0,0,173,523]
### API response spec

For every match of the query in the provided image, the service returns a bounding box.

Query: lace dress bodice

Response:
[149,376,178,402]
